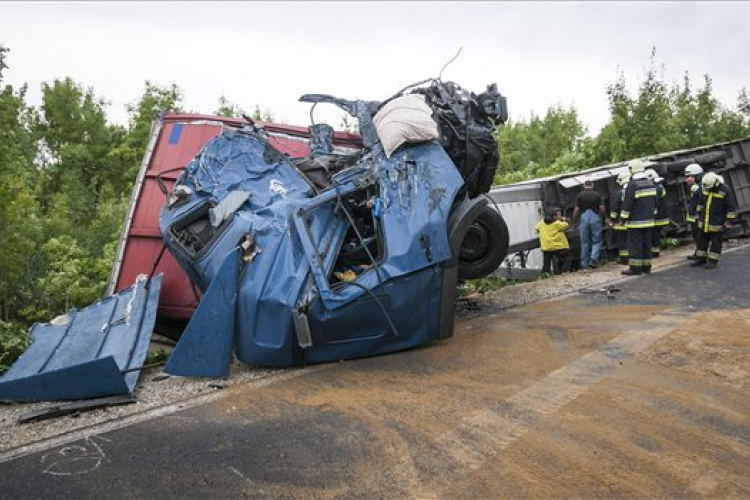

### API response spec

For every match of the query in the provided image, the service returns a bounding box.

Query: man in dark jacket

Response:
[691,172,736,269]
[620,160,658,276]
[572,180,606,269]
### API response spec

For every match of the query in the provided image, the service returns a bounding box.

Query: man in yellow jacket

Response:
[535,208,571,275]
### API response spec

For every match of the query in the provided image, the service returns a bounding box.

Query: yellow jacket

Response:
[535,219,570,251]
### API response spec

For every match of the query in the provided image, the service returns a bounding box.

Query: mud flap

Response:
[164,248,239,378]
[0,275,162,402]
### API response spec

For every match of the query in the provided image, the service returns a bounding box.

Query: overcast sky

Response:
[1,2,749,134]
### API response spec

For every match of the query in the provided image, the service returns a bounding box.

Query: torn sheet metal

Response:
[161,125,461,368]
[0,275,162,402]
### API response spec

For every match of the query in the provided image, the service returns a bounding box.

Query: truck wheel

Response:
[458,206,509,280]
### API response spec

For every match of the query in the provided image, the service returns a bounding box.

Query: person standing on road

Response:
[620,160,658,276]
[645,168,669,258]
[572,179,606,269]
[691,172,736,269]
[535,208,571,276]
[610,171,631,265]
[684,163,704,260]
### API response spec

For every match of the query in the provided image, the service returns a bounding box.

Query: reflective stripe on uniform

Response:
[696,250,708,257]
[627,220,656,228]
[704,192,714,231]
[635,189,657,198]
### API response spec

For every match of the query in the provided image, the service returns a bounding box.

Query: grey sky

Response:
[1,2,749,134]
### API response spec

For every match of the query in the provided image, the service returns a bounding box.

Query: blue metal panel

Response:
[168,123,183,145]
[164,249,239,377]
[0,275,162,401]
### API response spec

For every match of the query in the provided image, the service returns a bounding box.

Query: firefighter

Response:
[620,160,659,276]
[609,170,630,264]
[684,163,704,260]
[690,172,736,269]
[645,168,668,258]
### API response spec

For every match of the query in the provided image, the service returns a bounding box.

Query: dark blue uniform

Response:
[621,174,658,275]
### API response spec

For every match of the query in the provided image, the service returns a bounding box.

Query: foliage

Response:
[660,237,680,249]
[145,348,171,365]
[495,105,588,185]
[250,105,274,122]
[0,320,30,375]
[458,275,515,297]
[215,95,246,118]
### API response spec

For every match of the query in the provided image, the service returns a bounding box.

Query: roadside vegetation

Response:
[1,46,749,373]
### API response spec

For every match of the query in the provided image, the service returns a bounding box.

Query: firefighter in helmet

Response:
[620,159,659,275]
[645,168,668,258]
[684,163,704,259]
[609,170,630,264]
[690,172,736,269]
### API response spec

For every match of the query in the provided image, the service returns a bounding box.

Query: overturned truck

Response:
[490,136,750,275]
[0,79,510,400]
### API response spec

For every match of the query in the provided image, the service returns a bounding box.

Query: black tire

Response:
[458,206,510,280]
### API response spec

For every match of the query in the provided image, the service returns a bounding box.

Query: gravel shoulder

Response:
[1,241,747,454]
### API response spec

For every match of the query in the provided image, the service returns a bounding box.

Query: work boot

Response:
[686,254,699,260]
[690,260,707,267]
[621,269,641,276]
[705,261,717,270]
[642,266,652,275]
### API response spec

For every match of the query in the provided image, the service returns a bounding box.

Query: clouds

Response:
[1,2,748,134]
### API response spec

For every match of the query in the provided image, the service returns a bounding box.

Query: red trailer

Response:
[106,113,362,331]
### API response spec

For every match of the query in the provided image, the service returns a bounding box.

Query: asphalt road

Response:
[1,246,749,499]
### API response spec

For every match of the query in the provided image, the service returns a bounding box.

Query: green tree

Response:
[495,105,588,184]
[250,104,274,122]
[215,95,246,117]
[0,46,42,321]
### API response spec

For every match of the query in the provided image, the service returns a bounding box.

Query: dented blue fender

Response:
[0,275,162,401]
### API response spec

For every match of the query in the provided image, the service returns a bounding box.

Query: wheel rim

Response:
[460,222,490,262]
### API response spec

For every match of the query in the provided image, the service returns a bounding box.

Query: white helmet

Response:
[684,163,703,176]
[701,171,721,189]
[644,168,658,181]
[629,159,646,174]
[616,171,631,187]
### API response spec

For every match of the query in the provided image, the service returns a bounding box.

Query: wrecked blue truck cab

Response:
[159,81,508,374]
[160,128,471,369]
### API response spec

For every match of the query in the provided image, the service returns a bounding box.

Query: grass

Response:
[458,275,517,297]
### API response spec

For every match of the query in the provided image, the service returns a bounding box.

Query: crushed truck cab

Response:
[160,130,464,370]
[161,80,508,373]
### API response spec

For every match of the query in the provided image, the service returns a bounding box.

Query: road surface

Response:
[1,246,749,499]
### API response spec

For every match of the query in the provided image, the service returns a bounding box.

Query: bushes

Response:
[0,320,30,375]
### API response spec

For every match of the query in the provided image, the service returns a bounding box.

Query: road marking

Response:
[403,311,688,494]
[41,436,110,477]
[0,365,334,464]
